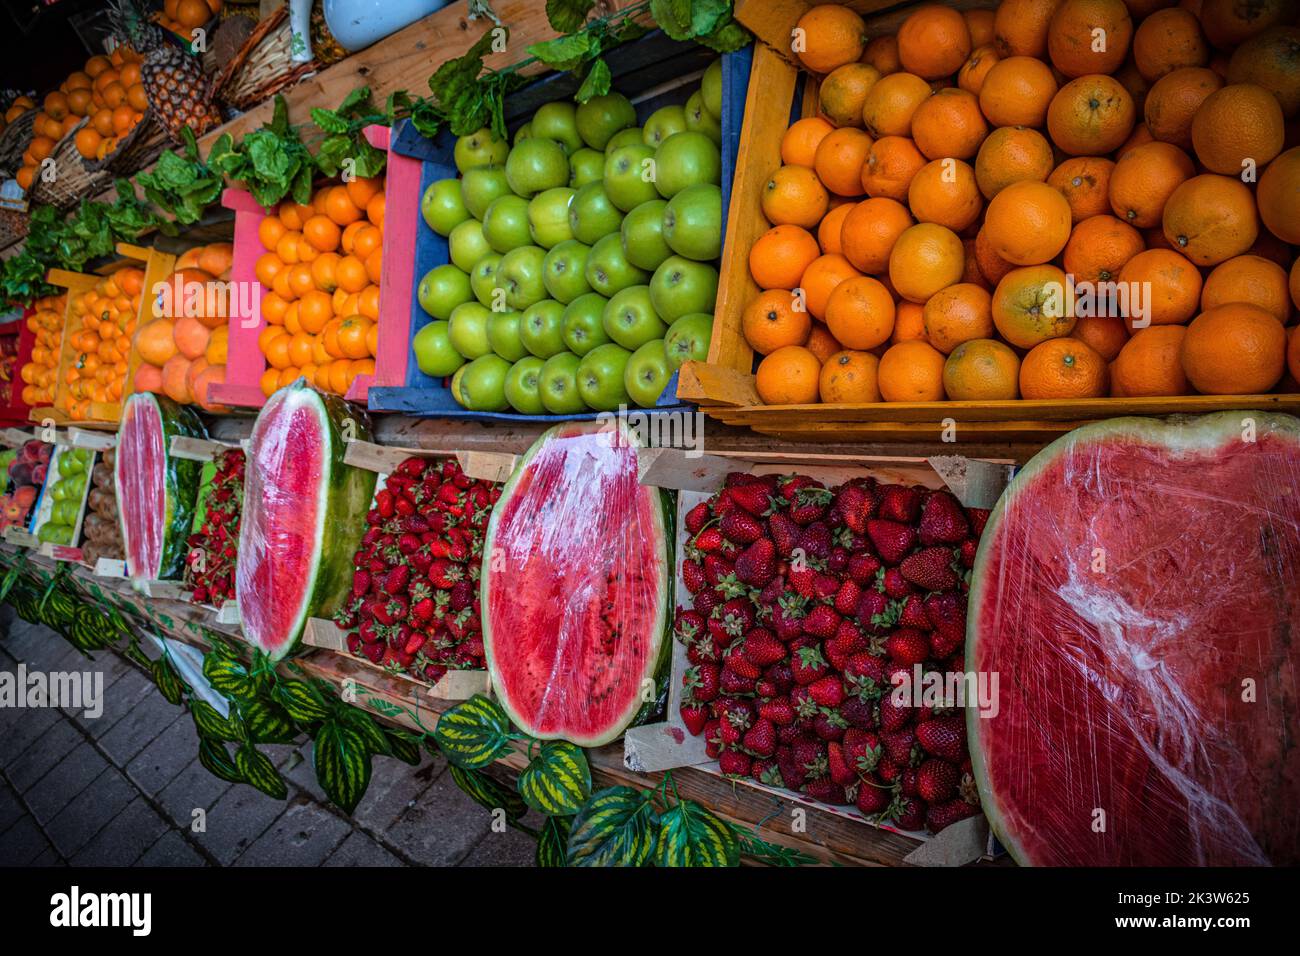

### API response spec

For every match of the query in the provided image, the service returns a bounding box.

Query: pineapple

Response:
[108,0,222,142]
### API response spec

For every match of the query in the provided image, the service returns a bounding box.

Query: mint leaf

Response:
[546,0,594,33]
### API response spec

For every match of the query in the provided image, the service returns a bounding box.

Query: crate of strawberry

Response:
[184,447,246,610]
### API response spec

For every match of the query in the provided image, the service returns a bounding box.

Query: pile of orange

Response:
[132,242,233,412]
[155,0,222,38]
[3,95,36,133]
[56,267,144,421]
[747,0,1300,406]
[18,294,68,409]
[253,176,386,398]
[14,43,149,192]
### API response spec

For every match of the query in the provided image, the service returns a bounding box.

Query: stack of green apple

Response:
[36,447,91,546]
[412,59,725,415]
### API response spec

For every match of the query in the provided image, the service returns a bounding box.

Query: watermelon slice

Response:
[235,381,376,660]
[115,392,205,590]
[482,421,673,747]
[969,412,1300,866]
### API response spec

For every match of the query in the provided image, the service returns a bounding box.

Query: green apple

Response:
[543,239,593,303]
[460,165,513,220]
[586,233,650,297]
[450,365,467,405]
[664,312,713,370]
[448,219,492,273]
[412,320,466,377]
[562,293,612,356]
[577,343,633,411]
[531,101,583,155]
[643,104,687,147]
[569,148,606,188]
[504,356,547,414]
[539,352,587,413]
[684,90,722,144]
[602,285,667,350]
[701,59,722,119]
[421,179,471,236]
[625,338,672,407]
[505,138,569,197]
[654,131,722,197]
[520,299,567,358]
[417,264,473,320]
[569,182,625,245]
[662,183,722,261]
[458,354,511,412]
[620,198,672,271]
[607,127,645,152]
[528,187,576,248]
[482,195,532,253]
[498,245,548,310]
[487,309,528,362]
[604,144,659,211]
[448,301,494,359]
[513,122,531,144]
[649,256,719,321]
[455,127,510,172]
[469,254,503,307]
[576,91,637,149]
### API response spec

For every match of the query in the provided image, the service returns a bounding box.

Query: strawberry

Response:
[684,663,720,703]
[879,694,912,731]
[916,716,965,761]
[959,538,979,568]
[900,547,959,591]
[752,759,784,788]
[803,778,848,805]
[742,627,786,667]
[674,608,705,646]
[797,522,832,559]
[702,553,733,587]
[924,591,967,657]
[967,507,990,537]
[918,490,969,545]
[758,696,795,726]
[351,569,371,596]
[684,500,712,534]
[788,484,832,524]
[692,588,720,619]
[790,641,830,684]
[827,741,857,786]
[813,708,849,741]
[735,537,777,586]
[720,666,757,695]
[808,674,845,708]
[833,483,876,534]
[877,484,922,523]
[742,717,777,757]
[889,795,927,831]
[768,511,801,557]
[787,567,816,599]
[843,728,882,774]
[867,519,916,565]
[801,605,840,639]
[412,598,435,623]
[856,775,892,814]
[926,797,981,833]
[694,526,723,554]
[857,589,892,632]
[721,509,765,545]
[916,758,959,803]
[885,629,930,666]
[881,567,914,599]
[728,482,779,516]
[723,652,762,680]
[846,551,882,585]
[682,559,707,594]
[718,750,752,777]
[385,564,412,595]
[812,571,840,601]
[716,598,755,638]
[882,728,918,766]
[898,594,931,630]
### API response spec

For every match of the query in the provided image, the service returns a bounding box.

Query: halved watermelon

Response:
[115,392,205,590]
[235,381,376,661]
[968,412,1300,866]
[482,421,673,747]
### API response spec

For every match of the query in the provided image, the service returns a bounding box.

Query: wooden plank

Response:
[169,436,236,461]
[456,450,517,483]
[342,439,435,474]
[676,359,762,405]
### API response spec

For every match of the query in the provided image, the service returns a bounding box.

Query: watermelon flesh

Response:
[236,381,376,660]
[969,412,1300,866]
[482,422,672,747]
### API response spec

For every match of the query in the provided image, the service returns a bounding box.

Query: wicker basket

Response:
[0,206,28,248]
[212,5,318,113]
[83,110,170,177]
[28,118,113,212]
[0,109,36,177]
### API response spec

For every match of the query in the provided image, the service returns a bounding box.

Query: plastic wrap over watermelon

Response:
[482,420,673,748]
[968,412,1300,866]
[236,381,376,661]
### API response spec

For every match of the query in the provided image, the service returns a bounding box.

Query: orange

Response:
[818,63,882,128]
[1144,67,1222,151]
[965,8,996,48]
[862,35,901,75]
[261,291,289,326]
[298,289,334,333]
[1289,322,1300,385]
[793,4,867,75]
[286,332,314,369]
[29,135,55,163]
[135,319,177,366]
[336,255,370,294]
[782,117,835,167]
[825,276,895,349]
[1047,75,1136,155]
[340,220,366,255]
[1291,257,1300,312]
[1133,8,1210,83]
[366,193,385,229]
[205,325,229,366]
[958,44,1001,95]
[1257,147,1300,244]
[861,72,932,138]
[1111,326,1188,397]
[923,283,994,354]
[755,346,822,405]
[1191,83,1285,175]
[366,323,380,357]
[279,366,304,390]
[942,338,1020,400]
[813,128,873,197]
[897,5,971,80]
[1020,337,1108,399]
[979,56,1058,127]
[111,104,135,134]
[1071,315,1130,361]
[994,0,1065,58]
[338,315,373,360]
[910,88,987,161]
[173,316,210,360]
[974,126,1054,199]
[983,181,1072,265]
[287,261,316,299]
[1117,248,1203,329]
[197,243,233,279]
[762,165,828,229]
[906,158,982,232]
[1227,26,1300,118]
[275,231,302,265]
[324,186,363,226]
[742,289,810,355]
[860,136,926,201]
[1107,141,1194,228]
[284,301,302,335]
[1181,303,1287,394]
[358,285,381,321]
[43,90,69,120]
[801,254,862,321]
[819,350,881,403]
[73,126,101,160]
[101,81,126,109]
[1063,215,1144,284]
[278,202,313,232]
[878,340,946,401]
[303,214,342,253]
[352,225,383,260]
[1199,0,1290,50]
[840,197,913,275]
[992,265,1077,348]
[1161,174,1258,266]
[345,175,383,211]
[1116,122,1155,160]
[264,333,292,371]
[1201,255,1292,323]
[311,252,341,293]
[817,202,854,253]
[805,323,844,363]
[259,325,287,354]
[258,215,287,255]
[749,225,821,289]
[889,223,964,304]
[1047,0,1133,78]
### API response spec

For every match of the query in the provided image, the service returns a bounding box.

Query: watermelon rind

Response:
[481,419,674,748]
[967,410,1300,866]
[236,381,376,661]
[115,392,206,590]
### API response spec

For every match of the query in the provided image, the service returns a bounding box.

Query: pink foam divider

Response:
[210,187,270,409]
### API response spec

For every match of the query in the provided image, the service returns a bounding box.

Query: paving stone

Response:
[71,796,171,866]
[125,715,200,797]
[0,619,55,664]
[0,702,60,766]
[98,691,185,767]
[0,813,53,865]
[155,757,232,830]
[381,767,495,866]
[45,768,137,859]
[0,781,25,832]
[460,825,539,867]
[324,831,405,867]
[23,740,110,825]
[234,797,350,867]
[281,742,328,803]
[137,830,206,867]
[61,650,138,716]
[4,714,84,792]
[72,665,153,735]
[354,756,443,832]
[192,779,288,866]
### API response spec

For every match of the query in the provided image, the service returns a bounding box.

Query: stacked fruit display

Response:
[184,448,245,606]
[253,177,385,397]
[19,294,68,410]
[0,440,50,533]
[412,60,724,414]
[58,266,143,421]
[35,447,93,547]
[154,0,222,39]
[133,242,233,410]
[82,448,124,567]
[0,326,20,408]
[743,1,1300,406]
[336,456,498,682]
[677,471,986,835]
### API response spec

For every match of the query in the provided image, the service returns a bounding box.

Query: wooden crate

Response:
[677,0,1300,443]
